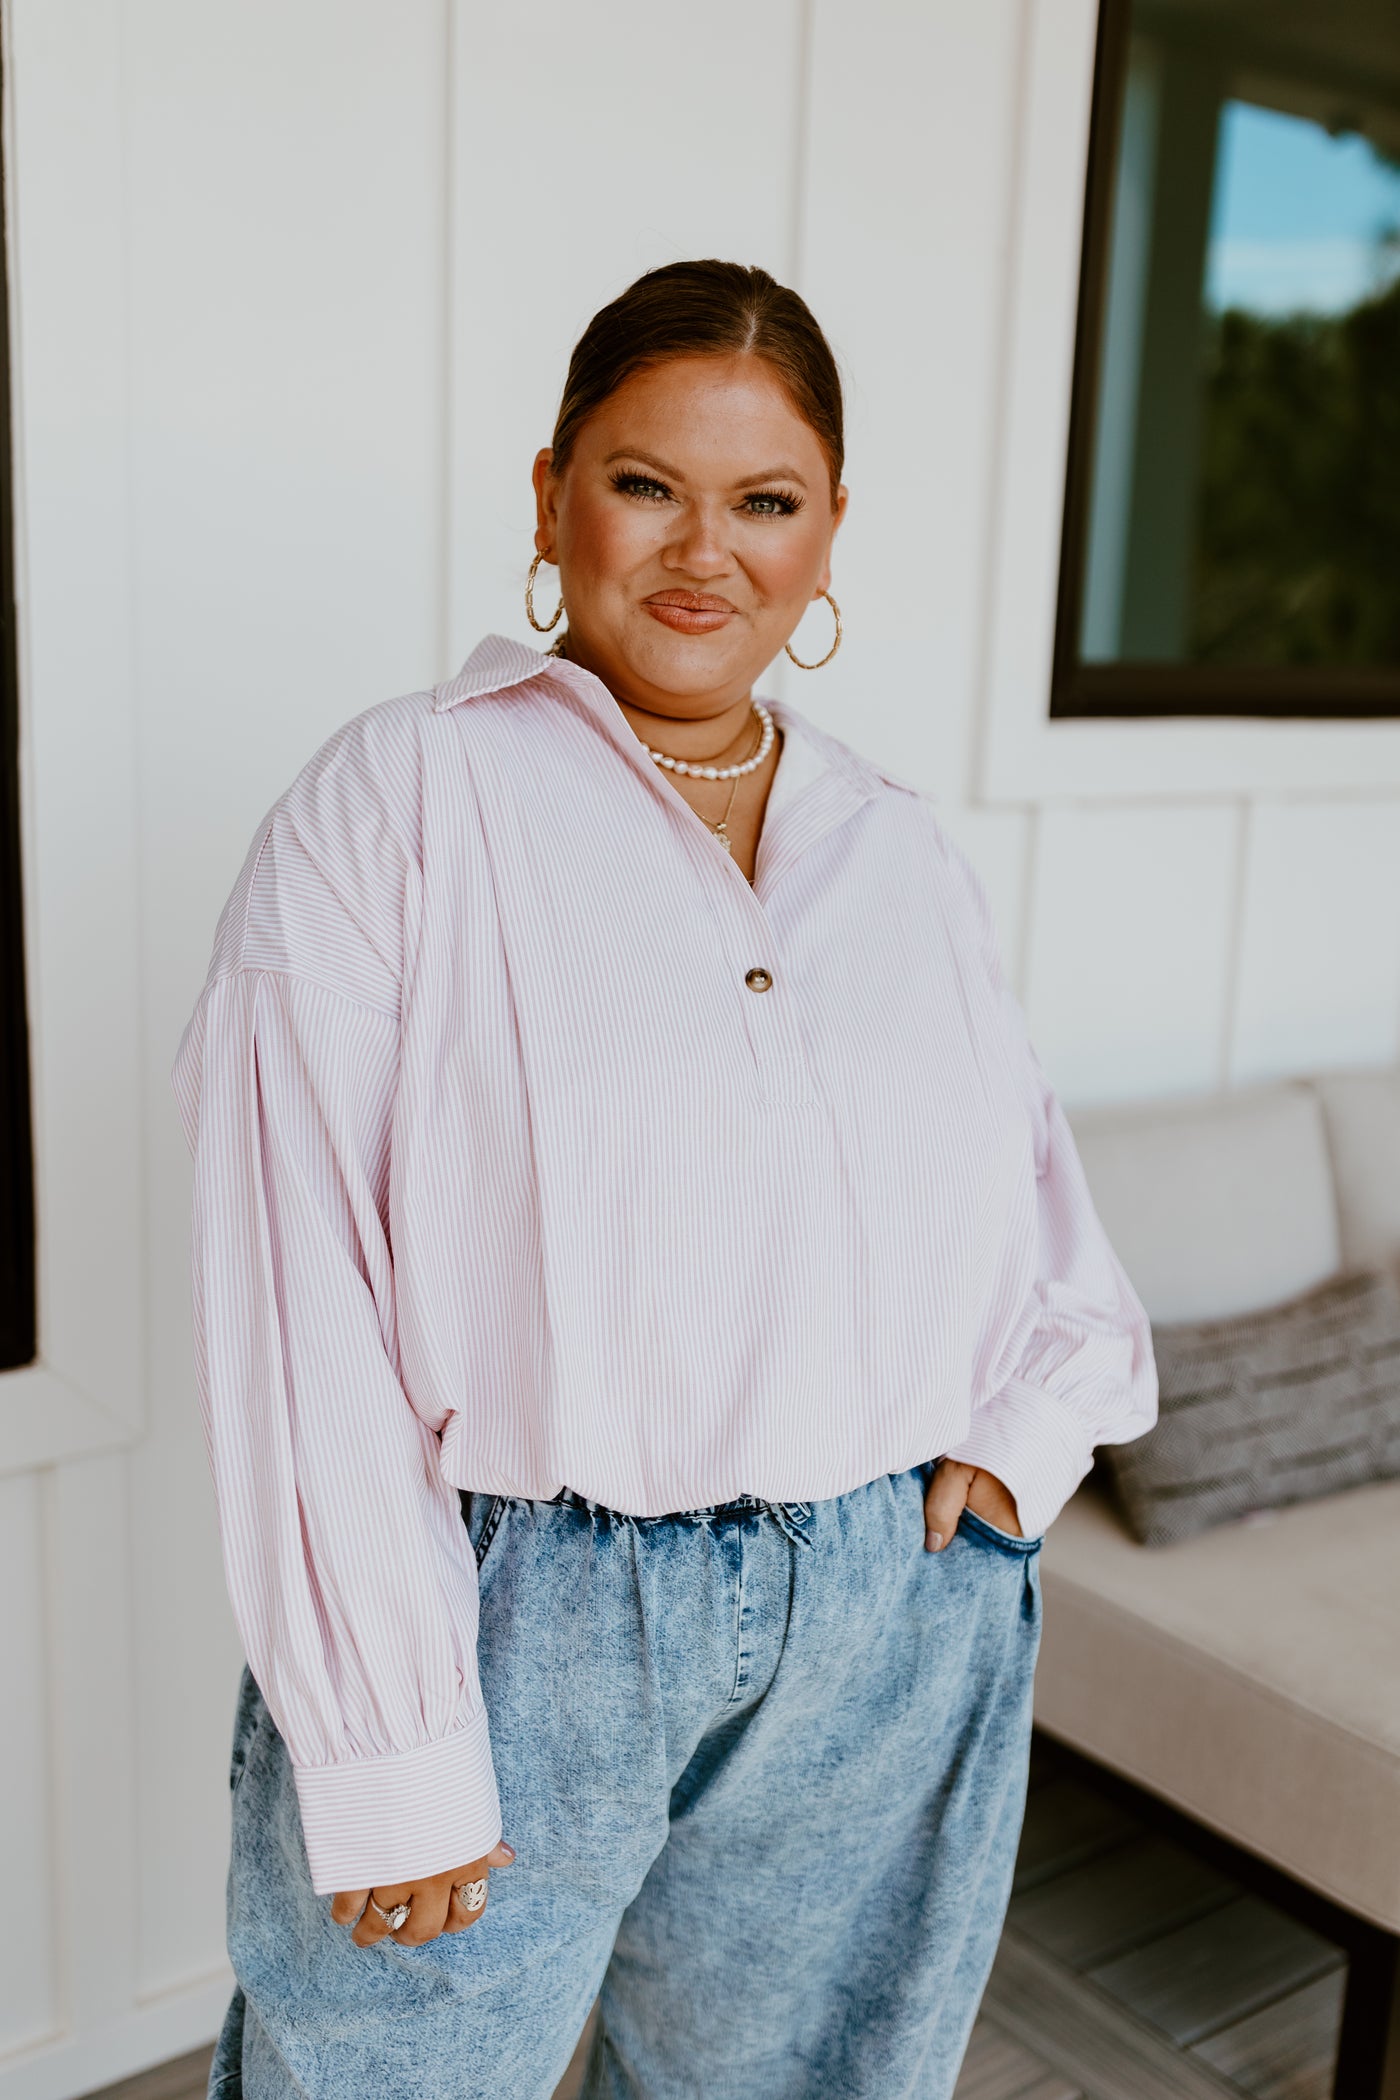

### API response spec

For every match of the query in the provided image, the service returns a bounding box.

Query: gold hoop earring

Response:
[525,550,564,633]
[784,590,842,670]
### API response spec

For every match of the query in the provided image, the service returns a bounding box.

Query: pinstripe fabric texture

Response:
[171,632,1157,1892]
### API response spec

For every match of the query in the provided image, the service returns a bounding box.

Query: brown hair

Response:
[550,260,844,506]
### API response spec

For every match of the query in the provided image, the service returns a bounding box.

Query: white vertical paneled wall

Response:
[1023,803,1243,1106]
[1230,801,1400,1088]
[446,0,808,654]
[0,1477,53,2060]
[122,0,453,2002]
[799,0,1027,799]
[2,4,1398,2096]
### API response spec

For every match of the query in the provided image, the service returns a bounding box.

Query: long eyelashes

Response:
[608,470,673,506]
[744,488,806,518]
[606,468,805,518]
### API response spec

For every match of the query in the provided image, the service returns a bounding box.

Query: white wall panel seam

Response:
[965,0,1035,811]
[37,1470,69,2046]
[789,0,814,289]
[0,1476,58,2061]
[1013,801,1040,1004]
[118,0,158,1509]
[38,1458,141,2037]
[437,0,455,682]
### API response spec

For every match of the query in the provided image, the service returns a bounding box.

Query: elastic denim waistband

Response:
[546,1484,815,1548]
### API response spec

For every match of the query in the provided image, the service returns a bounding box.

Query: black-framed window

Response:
[1053,0,1400,719]
[0,31,36,1372]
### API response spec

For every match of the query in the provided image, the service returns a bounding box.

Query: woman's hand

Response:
[332,1838,517,1949]
[923,1459,1021,1550]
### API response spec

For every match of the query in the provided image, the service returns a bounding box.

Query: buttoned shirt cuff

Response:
[291,1703,501,1895]
[939,1380,1097,1543]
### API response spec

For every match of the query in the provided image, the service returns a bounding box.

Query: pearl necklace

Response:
[642,701,775,779]
[544,633,772,852]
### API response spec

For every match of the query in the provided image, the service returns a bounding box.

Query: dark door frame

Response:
[0,20,36,1373]
[1049,0,1400,723]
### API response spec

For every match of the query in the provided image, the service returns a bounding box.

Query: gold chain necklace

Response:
[707,713,764,854]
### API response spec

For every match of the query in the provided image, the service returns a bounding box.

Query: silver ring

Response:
[369,1895,412,1932]
[454,1877,487,1914]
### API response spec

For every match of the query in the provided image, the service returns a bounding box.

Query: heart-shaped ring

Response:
[454,1877,488,1914]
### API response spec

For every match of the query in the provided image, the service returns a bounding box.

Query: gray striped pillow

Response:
[1103,1268,1400,1548]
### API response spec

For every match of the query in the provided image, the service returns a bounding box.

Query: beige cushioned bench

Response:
[1037,1071,1400,1936]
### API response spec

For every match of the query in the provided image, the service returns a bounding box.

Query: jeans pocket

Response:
[463,1490,510,1573]
[957,1507,1044,1556]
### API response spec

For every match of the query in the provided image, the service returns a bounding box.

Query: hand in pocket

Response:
[922,1459,1022,1550]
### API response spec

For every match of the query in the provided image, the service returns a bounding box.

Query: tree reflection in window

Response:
[1055,0,1400,715]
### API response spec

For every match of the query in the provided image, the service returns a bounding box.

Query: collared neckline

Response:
[431,633,561,710]
[431,632,918,802]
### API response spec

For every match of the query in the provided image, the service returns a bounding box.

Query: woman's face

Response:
[532,353,847,722]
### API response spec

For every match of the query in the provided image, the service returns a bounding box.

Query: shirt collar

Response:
[431,633,559,709]
[431,631,917,803]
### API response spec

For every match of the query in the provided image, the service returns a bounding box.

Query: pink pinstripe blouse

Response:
[171,633,1157,1893]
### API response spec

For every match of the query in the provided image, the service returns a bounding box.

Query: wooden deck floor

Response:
[972,1738,1345,2100]
[84,1742,1345,2100]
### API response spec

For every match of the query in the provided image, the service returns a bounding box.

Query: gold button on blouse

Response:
[744,967,774,993]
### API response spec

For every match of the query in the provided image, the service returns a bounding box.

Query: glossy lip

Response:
[641,589,736,635]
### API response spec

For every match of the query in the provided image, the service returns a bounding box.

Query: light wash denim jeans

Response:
[210,1460,1043,2099]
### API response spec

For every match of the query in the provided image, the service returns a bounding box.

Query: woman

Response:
[173,259,1156,2100]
